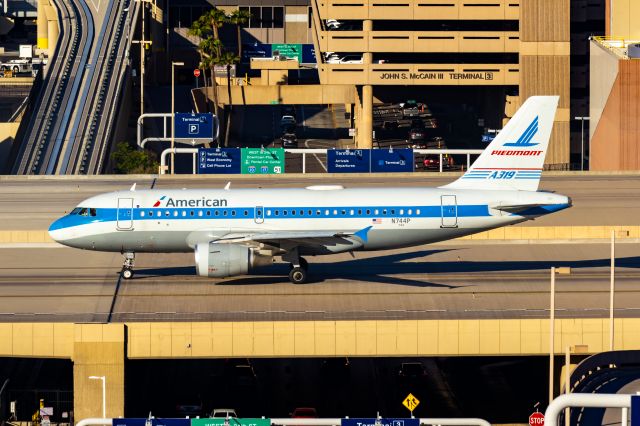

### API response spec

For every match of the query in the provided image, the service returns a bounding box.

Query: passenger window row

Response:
[265,208,420,216]
[138,208,422,218]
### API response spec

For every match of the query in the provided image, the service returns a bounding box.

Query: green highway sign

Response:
[272,43,302,62]
[191,419,270,426]
[241,148,284,174]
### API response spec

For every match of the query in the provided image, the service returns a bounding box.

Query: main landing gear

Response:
[284,250,309,284]
[121,252,135,279]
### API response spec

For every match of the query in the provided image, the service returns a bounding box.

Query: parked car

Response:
[398,362,427,378]
[281,133,298,148]
[280,115,297,133]
[325,55,363,64]
[211,408,238,419]
[280,115,296,127]
[422,154,455,170]
[400,100,425,118]
[290,407,318,418]
[408,127,426,146]
[175,393,203,418]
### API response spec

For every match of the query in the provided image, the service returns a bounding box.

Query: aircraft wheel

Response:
[289,267,307,284]
[121,267,134,280]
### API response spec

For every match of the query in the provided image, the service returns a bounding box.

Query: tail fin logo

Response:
[503,116,539,147]
[153,196,166,207]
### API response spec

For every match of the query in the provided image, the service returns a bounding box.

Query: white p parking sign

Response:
[188,124,200,134]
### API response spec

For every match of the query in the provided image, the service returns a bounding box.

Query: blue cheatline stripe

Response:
[49,204,492,231]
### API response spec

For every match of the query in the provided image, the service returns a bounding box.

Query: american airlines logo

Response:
[503,116,539,147]
[153,196,228,207]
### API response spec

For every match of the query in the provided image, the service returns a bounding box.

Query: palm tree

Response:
[200,37,224,118]
[227,9,251,59]
[206,7,228,56]
[188,16,212,111]
[217,50,240,147]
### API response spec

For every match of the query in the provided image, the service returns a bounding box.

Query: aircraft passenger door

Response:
[440,195,458,228]
[254,206,264,224]
[117,198,134,230]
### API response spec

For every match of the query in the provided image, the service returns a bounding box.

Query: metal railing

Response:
[159,147,483,175]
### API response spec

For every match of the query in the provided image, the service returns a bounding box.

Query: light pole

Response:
[574,116,590,171]
[132,0,154,116]
[88,376,106,419]
[610,229,615,351]
[171,61,184,174]
[549,266,571,406]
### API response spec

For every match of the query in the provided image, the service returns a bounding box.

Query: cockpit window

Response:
[79,208,88,216]
[70,208,81,215]
[89,208,97,216]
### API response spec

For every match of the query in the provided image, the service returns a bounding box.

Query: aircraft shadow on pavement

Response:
[132,250,640,287]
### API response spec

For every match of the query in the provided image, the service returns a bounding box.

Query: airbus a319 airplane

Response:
[49,96,570,283]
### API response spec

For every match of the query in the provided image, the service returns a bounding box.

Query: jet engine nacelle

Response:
[195,243,272,278]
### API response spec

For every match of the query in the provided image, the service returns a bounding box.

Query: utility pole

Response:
[132,0,153,116]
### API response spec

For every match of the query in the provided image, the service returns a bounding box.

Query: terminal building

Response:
[162,0,612,170]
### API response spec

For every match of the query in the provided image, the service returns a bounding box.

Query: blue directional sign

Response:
[174,113,215,141]
[153,419,190,426]
[113,419,147,426]
[342,419,419,426]
[632,395,640,426]
[327,149,371,173]
[198,148,241,174]
[302,44,317,64]
[371,148,414,173]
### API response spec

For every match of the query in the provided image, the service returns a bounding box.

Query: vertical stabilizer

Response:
[441,96,559,191]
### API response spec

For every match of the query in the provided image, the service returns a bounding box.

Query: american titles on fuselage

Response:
[161,197,229,208]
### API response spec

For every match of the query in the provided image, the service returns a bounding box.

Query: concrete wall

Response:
[590,51,640,171]
[519,0,571,169]
[125,318,640,358]
[609,0,640,39]
[207,84,356,105]
[73,325,125,421]
[0,122,20,172]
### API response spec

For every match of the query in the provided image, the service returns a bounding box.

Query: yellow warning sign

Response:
[403,393,420,412]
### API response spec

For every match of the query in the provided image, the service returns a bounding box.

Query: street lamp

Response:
[574,116,590,171]
[610,229,615,351]
[171,61,184,174]
[88,376,106,419]
[549,266,571,406]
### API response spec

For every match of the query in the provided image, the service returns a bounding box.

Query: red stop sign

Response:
[529,412,545,426]
[193,69,201,77]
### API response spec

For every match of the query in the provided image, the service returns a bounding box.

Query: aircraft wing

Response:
[212,226,372,248]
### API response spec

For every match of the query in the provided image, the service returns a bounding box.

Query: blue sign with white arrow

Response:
[327,149,370,173]
[371,148,414,172]
[174,113,215,141]
[342,419,419,426]
[198,148,241,174]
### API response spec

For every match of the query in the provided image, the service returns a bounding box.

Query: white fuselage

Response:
[48,186,571,254]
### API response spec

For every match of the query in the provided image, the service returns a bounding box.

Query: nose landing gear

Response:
[121,252,135,279]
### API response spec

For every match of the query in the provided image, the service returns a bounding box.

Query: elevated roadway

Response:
[10,0,136,175]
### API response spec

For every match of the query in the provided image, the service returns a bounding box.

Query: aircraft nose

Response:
[48,217,69,243]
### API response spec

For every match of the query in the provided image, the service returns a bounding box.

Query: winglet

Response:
[130,183,137,191]
[354,226,373,243]
[224,182,231,191]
